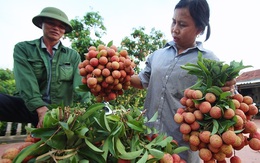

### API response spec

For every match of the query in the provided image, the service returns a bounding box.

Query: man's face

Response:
[42,18,66,41]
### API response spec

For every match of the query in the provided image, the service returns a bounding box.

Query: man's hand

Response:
[36,106,49,128]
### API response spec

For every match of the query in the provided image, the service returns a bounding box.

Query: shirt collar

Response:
[40,37,60,50]
[165,41,206,53]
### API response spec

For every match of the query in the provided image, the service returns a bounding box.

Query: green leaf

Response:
[148,111,158,122]
[148,148,164,159]
[154,136,173,148]
[45,133,67,149]
[99,111,111,131]
[234,129,244,134]
[101,138,110,160]
[42,111,59,128]
[126,121,144,132]
[81,103,105,119]
[110,123,123,136]
[190,79,203,90]
[136,150,148,163]
[13,140,45,163]
[118,149,143,160]
[197,60,210,75]
[218,119,236,133]
[78,148,105,163]
[173,146,190,154]
[106,114,121,121]
[31,128,57,139]
[220,91,232,100]
[107,40,113,47]
[116,138,126,154]
[85,138,104,153]
[74,126,89,138]
[108,136,116,156]
[211,119,219,135]
[76,84,90,92]
[79,160,89,163]
[59,121,75,139]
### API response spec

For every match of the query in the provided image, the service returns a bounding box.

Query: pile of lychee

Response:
[78,44,136,102]
[174,88,260,162]
[0,135,38,163]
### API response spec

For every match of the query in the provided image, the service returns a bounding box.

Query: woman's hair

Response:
[175,0,211,41]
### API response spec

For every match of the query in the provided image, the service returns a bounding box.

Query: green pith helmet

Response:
[32,7,72,33]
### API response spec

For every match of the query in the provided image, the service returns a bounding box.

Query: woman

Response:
[131,0,235,162]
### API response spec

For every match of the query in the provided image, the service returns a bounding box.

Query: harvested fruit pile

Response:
[78,42,136,102]
[4,104,188,163]
[174,52,260,162]
[0,135,39,163]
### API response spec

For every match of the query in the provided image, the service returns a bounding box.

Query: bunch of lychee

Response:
[174,88,260,162]
[0,134,40,163]
[78,44,136,102]
[0,142,33,163]
[144,134,187,163]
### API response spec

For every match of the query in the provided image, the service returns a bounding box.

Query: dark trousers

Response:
[0,93,38,127]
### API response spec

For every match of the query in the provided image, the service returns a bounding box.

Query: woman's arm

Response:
[130,75,144,89]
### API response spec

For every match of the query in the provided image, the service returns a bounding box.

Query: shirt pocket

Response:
[28,59,45,79]
[59,62,73,81]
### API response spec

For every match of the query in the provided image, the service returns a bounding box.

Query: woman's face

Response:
[171,8,201,52]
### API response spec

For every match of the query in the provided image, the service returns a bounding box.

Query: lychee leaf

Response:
[101,139,110,160]
[220,91,232,100]
[173,146,190,154]
[147,111,158,122]
[85,139,104,153]
[13,139,45,163]
[45,134,67,149]
[212,119,219,135]
[76,84,90,92]
[107,40,113,47]
[126,121,144,132]
[118,149,143,160]
[154,136,173,147]
[148,148,164,159]
[81,103,105,119]
[136,150,148,163]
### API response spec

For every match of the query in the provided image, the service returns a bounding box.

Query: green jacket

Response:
[13,38,89,111]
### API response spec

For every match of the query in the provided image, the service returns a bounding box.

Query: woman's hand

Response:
[221,79,237,94]
[130,75,143,89]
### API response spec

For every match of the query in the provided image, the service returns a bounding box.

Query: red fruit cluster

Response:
[174,88,260,162]
[0,141,34,163]
[79,44,136,102]
[143,134,186,163]
[159,153,186,163]
[0,134,40,162]
[24,134,41,143]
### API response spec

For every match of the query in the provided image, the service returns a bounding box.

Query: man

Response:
[0,7,89,128]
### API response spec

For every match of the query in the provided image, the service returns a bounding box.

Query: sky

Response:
[1,0,259,73]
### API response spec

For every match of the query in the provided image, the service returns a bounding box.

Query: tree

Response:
[0,68,16,95]
[121,26,168,65]
[64,11,107,61]
[109,27,168,109]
